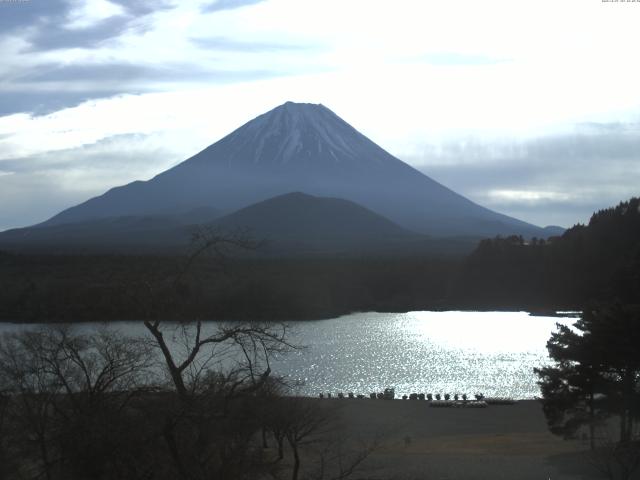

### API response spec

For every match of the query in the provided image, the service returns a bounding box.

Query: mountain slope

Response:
[0,209,219,252]
[213,192,416,251]
[0,193,430,255]
[33,102,545,237]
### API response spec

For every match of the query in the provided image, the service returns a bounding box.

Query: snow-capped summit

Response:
[190,101,400,172]
[39,102,546,238]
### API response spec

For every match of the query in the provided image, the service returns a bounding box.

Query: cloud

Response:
[411,127,640,227]
[17,0,177,52]
[0,0,174,114]
[487,190,572,203]
[0,132,184,230]
[25,15,132,52]
[0,0,639,230]
[1,133,178,178]
[189,36,311,53]
[0,0,145,53]
[0,60,283,118]
[421,52,512,66]
[64,0,125,29]
[0,0,71,33]
[108,0,175,17]
[201,0,267,13]
[0,90,129,117]
[18,61,279,86]
[0,170,83,231]
[0,0,306,116]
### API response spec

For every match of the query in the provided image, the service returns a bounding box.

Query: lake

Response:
[0,311,575,399]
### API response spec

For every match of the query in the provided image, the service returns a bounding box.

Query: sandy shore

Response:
[313,399,602,480]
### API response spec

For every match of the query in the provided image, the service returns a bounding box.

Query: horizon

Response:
[1,0,640,231]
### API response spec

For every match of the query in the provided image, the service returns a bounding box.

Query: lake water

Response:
[0,311,575,399]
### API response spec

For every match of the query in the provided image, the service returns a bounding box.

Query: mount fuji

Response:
[1,102,557,252]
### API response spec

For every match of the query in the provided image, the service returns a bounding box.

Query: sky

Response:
[0,0,639,231]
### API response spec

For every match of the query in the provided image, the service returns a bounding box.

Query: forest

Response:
[0,197,638,323]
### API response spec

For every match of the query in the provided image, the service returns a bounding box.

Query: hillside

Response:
[212,192,419,253]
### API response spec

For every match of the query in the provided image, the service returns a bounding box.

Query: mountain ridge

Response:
[0,192,449,255]
[213,191,415,244]
[21,102,552,239]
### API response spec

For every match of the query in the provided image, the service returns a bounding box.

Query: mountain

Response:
[0,193,420,254]
[212,192,417,253]
[541,225,566,237]
[0,192,482,256]
[0,209,219,253]
[35,101,549,238]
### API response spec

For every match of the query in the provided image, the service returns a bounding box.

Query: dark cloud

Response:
[0,0,70,32]
[108,0,175,17]
[0,62,281,116]
[201,0,267,13]
[0,1,297,116]
[0,90,134,116]
[25,15,133,51]
[0,0,176,52]
[19,61,278,83]
[0,1,291,115]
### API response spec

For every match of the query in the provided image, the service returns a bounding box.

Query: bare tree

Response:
[0,363,16,478]
[587,426,640,480]
[0,227,376,480]
[0,326,155,480]
[133,227,299,479]
[284,398,333,480]
[263,396,379,480]
[309,436,380,480]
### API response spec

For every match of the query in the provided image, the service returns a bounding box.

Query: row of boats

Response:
[318,388,517,407]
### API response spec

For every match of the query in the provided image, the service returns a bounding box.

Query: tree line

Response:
[456,197,640,309]
[2,198,638,322]
[529,199,640,479]
[0,252,458,323]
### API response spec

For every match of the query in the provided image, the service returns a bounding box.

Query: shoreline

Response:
[0,307,579,325]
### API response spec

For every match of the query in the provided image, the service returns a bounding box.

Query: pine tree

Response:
[536,303,640,447]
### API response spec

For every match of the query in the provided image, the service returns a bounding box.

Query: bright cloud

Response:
[488,190,573,203]
[65,0,125,29]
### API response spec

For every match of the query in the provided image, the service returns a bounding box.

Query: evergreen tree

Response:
[537,303,640,447]
[535,320,607,448]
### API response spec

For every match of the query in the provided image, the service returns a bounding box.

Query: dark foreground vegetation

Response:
[457,197,640,309]
[536,303,640,480]
[522,199,640,479]
[0,324,377,480]
[0,197,638,322]
[0,251,457,322]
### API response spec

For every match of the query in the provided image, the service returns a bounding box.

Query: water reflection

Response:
[0,311,574,399]
[274,311,574,399]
